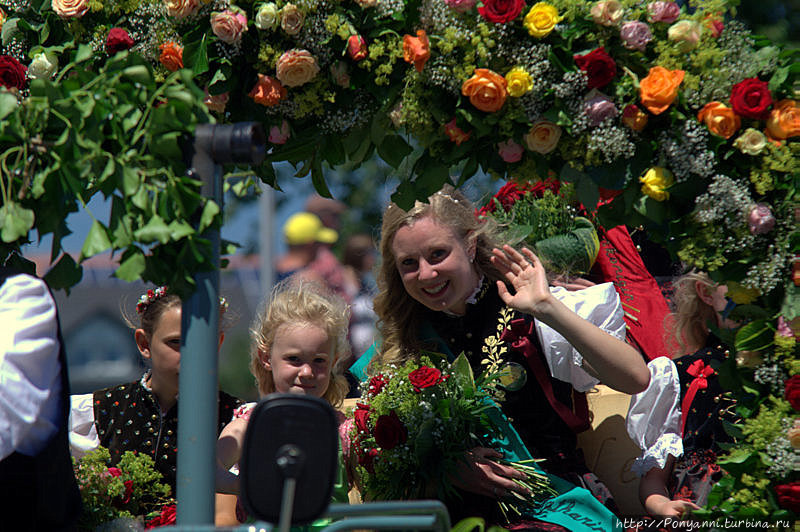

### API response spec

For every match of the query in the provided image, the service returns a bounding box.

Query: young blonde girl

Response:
[215,279,351,524]
[627,270,739,517]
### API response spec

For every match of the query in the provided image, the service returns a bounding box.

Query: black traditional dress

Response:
[70,373,241,495]
[627,335,737,508]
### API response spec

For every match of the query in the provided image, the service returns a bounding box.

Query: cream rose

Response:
[733,128,767,156]
[354,0,378,7]
[165,0,200,18]
[28,53,57,80]
[668,20,701,52]
[590,0,623,27]
[281,3,305,35]
[52,0,89,18]
[524,119,561,154]
[254,2,279,30]
[211,8,248,45]
[276,49,319,87]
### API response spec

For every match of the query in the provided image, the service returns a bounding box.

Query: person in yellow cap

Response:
[275,212,339,284]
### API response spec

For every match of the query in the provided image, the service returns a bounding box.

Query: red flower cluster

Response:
[478,0,525,23]
[106,28,134,55]
[368,374,389,395]
[0,55,27,91]
[476,179,562,217]
[730,78,773,120]
[574,47,617,89]
[785,375,800,411]
[145,504,177,529]
[408,366,448,392]
[107,467,134,505]
[774,482,800,514]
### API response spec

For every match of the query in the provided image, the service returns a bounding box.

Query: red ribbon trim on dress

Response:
[680,359,715,437]
[500,318,590,433]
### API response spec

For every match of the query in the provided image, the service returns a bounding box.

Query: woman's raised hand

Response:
[449,447,530,499]
[491,245,552,318]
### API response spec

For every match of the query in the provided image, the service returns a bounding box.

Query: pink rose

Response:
[276,49,319,87]
[52,0,88,18]
[444,0,477,13]
[646,1,680,23]
[497,139,523,163]
[584,89,618,126]
[211,8,248,45]
[268,120,290,144]
[620,21,652,51]
[747,203,776,235]
[280,3,305,35]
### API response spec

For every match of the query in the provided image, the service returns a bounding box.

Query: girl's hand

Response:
[491,246,552,317]
[646,496,701,517]
[449,447,530,499]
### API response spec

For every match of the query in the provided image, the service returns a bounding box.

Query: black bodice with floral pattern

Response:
[93,378,241,494]
[422,284,584,471]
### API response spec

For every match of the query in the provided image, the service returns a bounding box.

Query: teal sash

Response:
[350,338,620,532]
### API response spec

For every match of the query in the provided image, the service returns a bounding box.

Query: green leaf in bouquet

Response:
[734,320,775,353]
[450,353,476,392]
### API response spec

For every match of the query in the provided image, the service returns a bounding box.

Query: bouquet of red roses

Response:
[349,353,556,519]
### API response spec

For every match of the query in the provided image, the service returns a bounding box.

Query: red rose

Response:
[775,482,800,513]
[0,55,27,91]
[408,366,445,392]
[122,480,134,504]
[785,375,800,411]
[478,0,525,23]
[574,47,617,89]
[358,448,378,474]
[107,467,122,477]
[354,403,371,433]
[347,34,367,61]
[373,410,407,450]
[369,374,389,395]
[729,78,772,120]
[106,28,134,55]
[145,504,177,529]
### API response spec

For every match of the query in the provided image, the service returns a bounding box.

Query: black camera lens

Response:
[201,122,266,165]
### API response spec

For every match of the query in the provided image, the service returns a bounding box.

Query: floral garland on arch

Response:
[1,0,798,521]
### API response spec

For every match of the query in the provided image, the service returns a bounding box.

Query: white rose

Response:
[254,3,278,30]
[28,52,57,80]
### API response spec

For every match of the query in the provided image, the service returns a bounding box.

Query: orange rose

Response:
[766,99,800,140]
[639,66,684,115]
[461,68,507,113]
[248,74,286,106]
[159,42,183,72]
[697,102,741,139]
[403,30,430,73]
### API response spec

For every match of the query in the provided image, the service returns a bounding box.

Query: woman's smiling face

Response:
[391,215,480,315]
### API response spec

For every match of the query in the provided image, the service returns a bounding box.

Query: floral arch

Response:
[1,0,798,521]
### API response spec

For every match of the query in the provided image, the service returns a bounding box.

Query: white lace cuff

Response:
[631,432,684,476]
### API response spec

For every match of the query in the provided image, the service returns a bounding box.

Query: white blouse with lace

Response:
[626,356,684,476]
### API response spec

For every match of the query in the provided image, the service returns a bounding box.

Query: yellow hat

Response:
[283,212,338,245]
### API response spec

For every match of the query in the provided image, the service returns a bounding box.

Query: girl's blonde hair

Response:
[370,185,503,373]
[665,270,719,356]
[249,279,351,408]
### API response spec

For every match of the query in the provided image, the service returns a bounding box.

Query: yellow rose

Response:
[52,0,89,18]
[276,49,319,87]
[165,0,200,18]
[505,67,532,97]
[524,119,561,154]
[524,3,561,38]
[733,128,767,156]
[639,167,673,201]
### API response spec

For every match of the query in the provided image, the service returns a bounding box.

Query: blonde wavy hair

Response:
[369,185,504,373]
[249,279,351,408]
[665,270,720,357]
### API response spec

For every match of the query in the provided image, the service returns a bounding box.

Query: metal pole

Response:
[259,182,275,293]
[177,125,222,525]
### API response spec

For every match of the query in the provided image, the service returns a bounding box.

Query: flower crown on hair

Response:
[137,286,168,314]
[136,286,229,315]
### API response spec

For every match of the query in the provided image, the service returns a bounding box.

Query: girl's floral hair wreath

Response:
[135,286,228,315]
